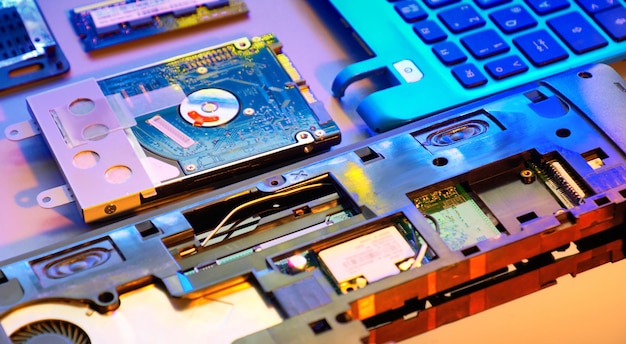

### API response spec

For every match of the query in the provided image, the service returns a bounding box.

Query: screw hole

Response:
[98,291,115,304]
[433,157,448,166]
[69,98,95,115]
[556,128,571,138]
[578,71,592,79]
[336,312,353,324]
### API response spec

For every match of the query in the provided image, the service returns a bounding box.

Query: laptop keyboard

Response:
[391,0,626,88]
[329,0,626,131]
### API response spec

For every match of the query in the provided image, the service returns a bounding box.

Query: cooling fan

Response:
[10,319,90,344]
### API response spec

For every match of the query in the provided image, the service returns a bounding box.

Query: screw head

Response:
[104,204,117,214]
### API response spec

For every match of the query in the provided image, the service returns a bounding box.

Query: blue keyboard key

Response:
[525,0,570,15]
[433,41,467,65]
[547,12,608,54]
[490,5,538,33]
[474,0,512,9]
[513,30,569,66]
[414,20,447,43]
[394,1,428,22]
[461,29,510,59]
[423,0,461,9]
[484,55,529,79]
[594,6,626,41]
[452,63,488,88]
[438,5,486,33]
[575,0,620,14]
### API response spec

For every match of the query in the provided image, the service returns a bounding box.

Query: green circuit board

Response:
[97,34,340,178]
[69,0,248,51]
[414,184,501,251]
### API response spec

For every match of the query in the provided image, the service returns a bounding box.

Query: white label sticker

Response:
[319,226,414,284]
[90,0,220,28]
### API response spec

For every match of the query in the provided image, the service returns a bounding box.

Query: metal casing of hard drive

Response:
[5,34,341,223]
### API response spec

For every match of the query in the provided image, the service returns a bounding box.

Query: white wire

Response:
[200,183,325,247]
[411,242,429,269]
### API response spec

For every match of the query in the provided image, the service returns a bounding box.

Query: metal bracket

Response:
[37,185,75,209]
[4,120,40,141]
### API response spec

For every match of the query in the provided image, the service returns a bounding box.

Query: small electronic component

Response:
[412,151,593,252]
[0,0,69,91]
[319,226,416,294]
[69,0,249,51]
[414,184,502,251]
[274,251,318,276]
[286,254,308,272]
[271,217,436,294]
[527,156,591,209]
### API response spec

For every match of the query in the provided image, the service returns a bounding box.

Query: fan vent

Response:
[10,319,91,344]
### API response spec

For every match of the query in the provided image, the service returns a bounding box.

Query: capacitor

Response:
[355,277,368,289]
[287,254,308,272]
[520,169,536,184]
